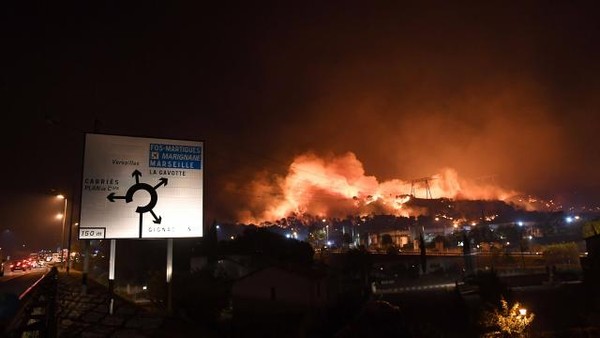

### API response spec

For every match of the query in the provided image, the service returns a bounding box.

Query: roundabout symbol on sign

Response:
[107,169,168,238]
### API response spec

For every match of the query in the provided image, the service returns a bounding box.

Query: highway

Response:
[0,266,53,333]
[0,267,48,299]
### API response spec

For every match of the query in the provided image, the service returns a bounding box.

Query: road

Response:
[0,266,51,333]
[0,267,48,298]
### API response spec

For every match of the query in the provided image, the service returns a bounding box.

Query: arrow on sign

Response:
[154,177,168,189]
[107,192,127,202]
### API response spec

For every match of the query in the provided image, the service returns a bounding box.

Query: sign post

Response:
[109,239,116,314]
[167,238,173,313]
[79,133,204,312]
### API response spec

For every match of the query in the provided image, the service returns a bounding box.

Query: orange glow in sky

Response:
[238,152,522,223]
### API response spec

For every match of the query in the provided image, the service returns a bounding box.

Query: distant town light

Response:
[517,221,523,226]
[519,308,527,316]
[565,216,573,223]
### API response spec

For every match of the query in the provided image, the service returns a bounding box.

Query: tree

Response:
[496,225,520,248]
[470,224,496,244]
[481,297,534,337]
[307,225,326,248]
[218,226,315,266]
[542,242,580,267]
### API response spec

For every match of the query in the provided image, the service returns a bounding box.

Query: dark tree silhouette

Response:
[218,225,315,266]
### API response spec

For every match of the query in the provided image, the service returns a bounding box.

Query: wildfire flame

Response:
[236,151,523,224]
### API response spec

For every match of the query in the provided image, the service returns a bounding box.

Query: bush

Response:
[543,242,581,267]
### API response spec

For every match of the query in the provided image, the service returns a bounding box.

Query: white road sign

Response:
[79,133,203,239]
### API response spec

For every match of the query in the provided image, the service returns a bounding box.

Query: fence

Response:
[3,267,58,338]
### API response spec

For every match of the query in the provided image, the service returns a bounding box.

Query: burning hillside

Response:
[231,152,544,224]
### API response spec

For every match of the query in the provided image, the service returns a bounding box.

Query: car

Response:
[10,260,31,272]
[27,259,39,268]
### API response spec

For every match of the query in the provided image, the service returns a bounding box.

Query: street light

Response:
[57,194,67,266]
[519,308,527,316]
[66,222,78,273]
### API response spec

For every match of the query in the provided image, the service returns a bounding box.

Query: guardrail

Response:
[3,267,58,338]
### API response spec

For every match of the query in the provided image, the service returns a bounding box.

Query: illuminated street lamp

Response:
[57,194,67,265]
[485,299,534,335]
[66,222,78,273]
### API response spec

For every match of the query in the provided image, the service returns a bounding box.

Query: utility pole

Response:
[409,177,436,199]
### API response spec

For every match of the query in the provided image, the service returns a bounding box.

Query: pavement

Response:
[56,270,217,337]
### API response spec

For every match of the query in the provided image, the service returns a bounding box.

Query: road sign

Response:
[79,133,203,239]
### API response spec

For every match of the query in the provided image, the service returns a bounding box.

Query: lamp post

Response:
[57,194,67,268]
[321,218,327,248]
[519,307,529,336]
[517,222,526,270]
[67,222,77,274]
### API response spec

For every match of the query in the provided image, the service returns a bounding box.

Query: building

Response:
[368,229,411,250]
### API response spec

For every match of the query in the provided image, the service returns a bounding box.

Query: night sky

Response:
[2,1,600,251]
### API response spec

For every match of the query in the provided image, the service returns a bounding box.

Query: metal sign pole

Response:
[82,240,89,295]
[166,238,173,314]
[109,239,116,315]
